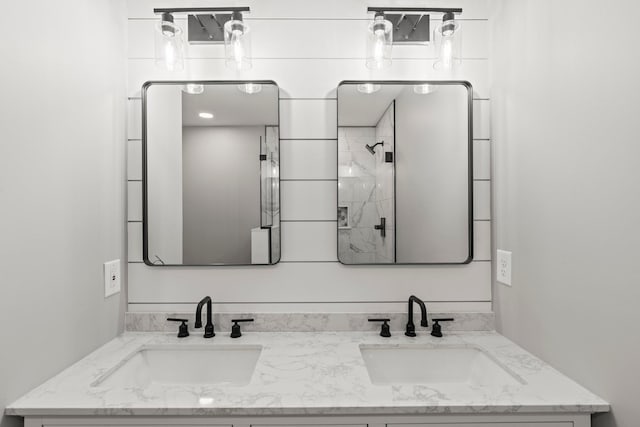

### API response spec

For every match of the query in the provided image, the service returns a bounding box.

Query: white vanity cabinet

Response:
[25,413,592,427]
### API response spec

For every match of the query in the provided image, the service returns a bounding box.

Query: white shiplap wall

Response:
[126,0,492,313]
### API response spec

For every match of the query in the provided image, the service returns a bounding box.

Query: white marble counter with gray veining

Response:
[6,331,609,417]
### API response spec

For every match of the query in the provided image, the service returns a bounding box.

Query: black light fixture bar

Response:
[367,7,462,14]
[153,7,250,14]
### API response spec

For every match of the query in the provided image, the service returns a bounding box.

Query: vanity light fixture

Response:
[365,7,462,70]
[366,12,393,69]
[224,11,251,70]
[198,112,214,119]
[357,83,381,94]
[434,12,462,71]
[182,83,204,94]
[237,83,262,94]
[153,7,251,71]
[154,12,185,71]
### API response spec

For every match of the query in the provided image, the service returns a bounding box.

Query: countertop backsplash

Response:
[125,311,494,333]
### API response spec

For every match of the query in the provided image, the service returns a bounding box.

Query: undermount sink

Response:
[92,345,262,388]
[360,344,524,388]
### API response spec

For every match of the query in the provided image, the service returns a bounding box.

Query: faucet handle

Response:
[430,318,454,338]
[230,318,254,338]
[368,318,391,337]
[167,318,189,338]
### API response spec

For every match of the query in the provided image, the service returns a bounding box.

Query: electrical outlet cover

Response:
[104,259,121,297]
[496,250,512,286]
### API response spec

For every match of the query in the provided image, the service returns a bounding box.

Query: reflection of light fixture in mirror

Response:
[183,83,204,94]
[224,11,251,70]
[199,112,214,119]
[154,12,185,71]
[357,83,381,94]
[237,83,262,94]
[366,12,392,69]
[413,83,437,94]
[434,12,461,71]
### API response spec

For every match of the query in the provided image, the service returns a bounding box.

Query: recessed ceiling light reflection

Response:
[183,84,204,94]
[199,112,214,119]
[237,83,262,94]
[357,83,381,94]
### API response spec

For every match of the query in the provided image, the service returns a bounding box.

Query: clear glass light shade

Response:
[366,15,392,70]
[154,20,185,71]
[357,83,381,94]
[433,19,462,71]
[237,83,262,94]
[224,19,252,71]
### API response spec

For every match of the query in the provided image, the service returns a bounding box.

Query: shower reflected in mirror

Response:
[337,81,473,265]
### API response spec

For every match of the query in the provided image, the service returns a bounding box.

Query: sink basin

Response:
[360,344,524,388]
[92,345,262,388]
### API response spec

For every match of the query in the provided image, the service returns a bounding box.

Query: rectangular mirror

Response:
[142,81,280,266]
[337,81,473,265]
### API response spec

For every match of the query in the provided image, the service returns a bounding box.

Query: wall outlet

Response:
[104,259,121,297]
[496,250,512,286]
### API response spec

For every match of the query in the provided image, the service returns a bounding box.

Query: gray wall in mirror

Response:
[337,81,473,265]
[142,81,280,266]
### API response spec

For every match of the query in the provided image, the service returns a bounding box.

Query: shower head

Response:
[366,141,384,155]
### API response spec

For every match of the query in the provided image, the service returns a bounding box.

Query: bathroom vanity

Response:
[7,330,608,427]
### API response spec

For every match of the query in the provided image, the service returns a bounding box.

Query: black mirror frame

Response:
[141,80,281,267]
[336,80,474,265]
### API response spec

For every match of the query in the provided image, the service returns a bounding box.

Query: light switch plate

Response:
[496,250,512,286]
[104,259,121,297]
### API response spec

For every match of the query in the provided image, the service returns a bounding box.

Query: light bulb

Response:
[199,112,214,119]
[165,43,177,70]
[373,32,386,66]
[232,30,244,67]
[441,37,453,70]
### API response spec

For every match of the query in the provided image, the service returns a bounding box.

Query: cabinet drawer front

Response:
[387,423,572,427]
[45,425,233,427]
[252,424,366,427]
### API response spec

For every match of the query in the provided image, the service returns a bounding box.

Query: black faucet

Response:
[195,296,215,338]
[405,295,428,337]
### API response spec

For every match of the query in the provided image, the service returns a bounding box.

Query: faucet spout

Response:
[405,295,428,337]
[195,296,215,338]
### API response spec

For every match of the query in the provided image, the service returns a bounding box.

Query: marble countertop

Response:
[6,331,609,417]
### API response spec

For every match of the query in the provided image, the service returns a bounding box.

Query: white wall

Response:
[127,0,493,313]
[146,85,183,264]
[490,1,640,426]
[396,85,470,263]
[182,126,262,264]
[0,1,127,427]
